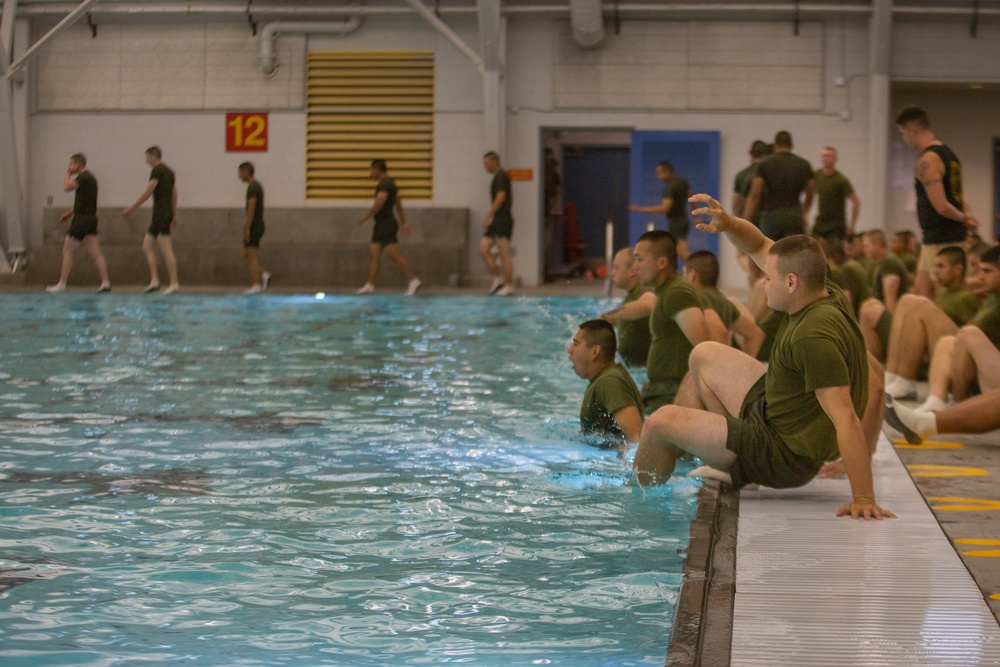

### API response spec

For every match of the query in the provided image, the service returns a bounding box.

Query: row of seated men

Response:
[568,221,999,512]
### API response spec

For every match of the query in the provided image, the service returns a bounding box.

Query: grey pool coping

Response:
[665,479,739,667]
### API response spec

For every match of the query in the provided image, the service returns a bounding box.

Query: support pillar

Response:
[867,0,892,232]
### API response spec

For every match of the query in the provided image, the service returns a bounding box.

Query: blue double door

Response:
[561,130,721,261]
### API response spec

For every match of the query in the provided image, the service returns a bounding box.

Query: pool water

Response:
[0,294,700,666]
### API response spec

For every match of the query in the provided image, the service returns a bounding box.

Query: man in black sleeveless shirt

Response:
[896,105,978,298]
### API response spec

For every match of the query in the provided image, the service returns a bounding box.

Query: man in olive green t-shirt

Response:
[599,248,654,367]
[811,146,860,243]
[742,131,815,241]
[683,250,764,358]
[629,162,693,261]
[858,229,910,361]
[632,231,709,412]
[884,246,981,399]
[568,320,644,449]
[633,195,893,521]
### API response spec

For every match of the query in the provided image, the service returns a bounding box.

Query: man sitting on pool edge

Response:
[568,320,644,451]
[632,194,895,521]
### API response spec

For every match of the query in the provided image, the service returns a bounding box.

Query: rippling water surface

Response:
[0,294,699,666]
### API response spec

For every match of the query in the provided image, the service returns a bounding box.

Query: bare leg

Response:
[495,237,514,285]
[953,326,1000,397]
[894,297,958,380]
[746,276,768,321]
[479,237,500,279]
[81,236,109,286]
[142,233,160,286]
[383,244,416,283]
[935,390,1000,434]
[241,246,262,286]
[365,243,382,285]
[632,343,765,485]
[914,268,934,299]
[157,236,179,288]
[926,336,955,402]
[858,298,886,361]
[55,236,81,286]
[677,238,690,262]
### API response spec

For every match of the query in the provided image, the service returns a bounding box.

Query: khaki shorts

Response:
[918,241,964,274]
[724,376,823,489]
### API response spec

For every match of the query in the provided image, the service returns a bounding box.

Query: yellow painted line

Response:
[929,497,1000,511]
[992,594,1000,601]
[894,439,964,449]
[908,464,989,477]
[956,539,1000,546]
[962,550,1000,558]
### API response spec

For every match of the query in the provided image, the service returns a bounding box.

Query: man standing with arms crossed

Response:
[122,146,179,294]
[47,153,111,293]
[812,146,861,243]
[238,162,270,294]
[480,151,515,296]
[896,105,977,298]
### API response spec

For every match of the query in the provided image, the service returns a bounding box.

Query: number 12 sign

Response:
[226,112,268,152]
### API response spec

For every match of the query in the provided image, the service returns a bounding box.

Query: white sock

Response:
[895,400,939,439]
[884,372,901,385]
[918,395,948,413]
[888,377,917,399]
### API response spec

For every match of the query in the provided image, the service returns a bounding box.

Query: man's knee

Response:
[643,405,686,441]
[956,325,988,345]
[859,298,884,326]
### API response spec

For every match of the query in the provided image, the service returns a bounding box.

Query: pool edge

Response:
[665,480,739,667]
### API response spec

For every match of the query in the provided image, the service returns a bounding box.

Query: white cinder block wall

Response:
[11,14,1000,289]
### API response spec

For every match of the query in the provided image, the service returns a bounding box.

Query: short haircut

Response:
[822,145,837,156]
[483,151,500,162]
[894,230,916,245]
[238,161,254,175]
[863,229,886,247]
[685,250,720,288]
[579,319,617,362]
[817,235,845,263]
[969,241,991,259]
[774,131,793,148]
[370,159,387,172]
[982,245,1000,268]
[769,235,827,292]
[637,230,678,268]
[615,246,636,267]
[937,245,967,272]
[657,161,673,172]
[145,146,162,159]
[895,105,930,129]
[750,140,769,159]
[70,153,86,166]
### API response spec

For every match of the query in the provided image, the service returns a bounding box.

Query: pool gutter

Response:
[664,480,739,667]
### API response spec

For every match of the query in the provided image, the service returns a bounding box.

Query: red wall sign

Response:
[507,169,534,181]
[226,112,268,152]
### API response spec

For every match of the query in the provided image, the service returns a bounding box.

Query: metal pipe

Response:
[7,0,97,77]
[400,0,484,72]
[260,18,361,75]
[570,0,606,48]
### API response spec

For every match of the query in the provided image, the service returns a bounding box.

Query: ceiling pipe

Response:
[260,17,361,76]
[569,0,606,48]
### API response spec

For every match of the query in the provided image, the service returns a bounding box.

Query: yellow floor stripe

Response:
[929,497,1000,511]
[908,464,988,477]
[894,439,964,449]
[963,550,1000,557]
[956,539,1000,546]
[992,594,1000,600]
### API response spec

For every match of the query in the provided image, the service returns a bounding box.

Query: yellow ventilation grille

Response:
[306,51,434,200]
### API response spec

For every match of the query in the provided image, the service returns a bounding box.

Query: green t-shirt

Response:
[580,363,644,440]
[697,287,739,329]
[765,282,868,462]
[733,162,761,226]
[870,252,910,303]
[245,180,264,226]
[935,286,980,327]
[663,176,691,222]
[617,283,653,367]
[813,169,853,236]
[756,152,813,212]
[755,309,782,362]
[901,253,918,275]
[374,176,398,223]
[646,274,701,382]
[491,169,513,220]
[73,170,98,217]
[828,260,869,316]
[973,294,1000,350]
[150,163,175,218]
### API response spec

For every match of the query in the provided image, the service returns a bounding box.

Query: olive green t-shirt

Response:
[973,294,1000,350]
[646,274,702,383]
[733,162,762,226]
[870,252,910,303]
[73,170,98,217]
[935,286,980,327]
[697,287,739,329]
[755,309,782,362]
[617,283,653,367]
[765,282,869,462]
[580,363,644,440]
[664,176,691,223]
[150,163,175,218]
[813,169,853,236]
[828,261,869,316]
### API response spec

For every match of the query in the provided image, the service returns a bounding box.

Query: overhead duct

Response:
[569,0,606,48]
[260,17,361,76]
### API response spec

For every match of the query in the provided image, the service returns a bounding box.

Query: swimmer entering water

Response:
[568,320,644,450]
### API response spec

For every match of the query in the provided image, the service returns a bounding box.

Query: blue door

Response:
[629,130,721,256]
[562,146,631,260]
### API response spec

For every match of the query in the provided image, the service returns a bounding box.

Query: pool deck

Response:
[6,278,1000,664]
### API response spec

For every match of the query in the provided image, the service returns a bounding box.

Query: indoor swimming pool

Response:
[0,294,699,666]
